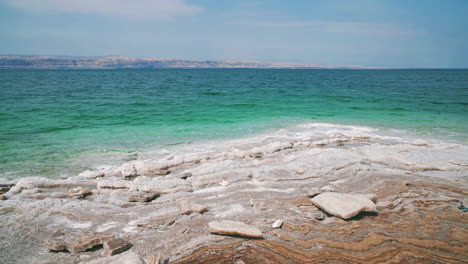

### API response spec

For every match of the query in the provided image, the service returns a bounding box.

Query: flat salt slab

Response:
[208,220,263,238]
[47,231,114,253]
[311,192,376,219]
[179,200,208,215]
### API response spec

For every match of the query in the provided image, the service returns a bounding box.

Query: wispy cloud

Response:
[230,20,417,36]
[2,0,203,20]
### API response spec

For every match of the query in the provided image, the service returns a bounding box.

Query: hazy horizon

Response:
[1,0,467,68]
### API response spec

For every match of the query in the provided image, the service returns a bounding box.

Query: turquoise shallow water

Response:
[0,69,467,179]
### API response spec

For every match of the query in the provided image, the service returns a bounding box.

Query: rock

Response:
[97,180,132,190]
[23,188,42,195]
[148,169,170,175]
[8,177,56,194]
[263,141,293,154]
[128,192,159,202]
[83,251,143,264]
[208,220,263,238]
[180,172,192,179]
[250,152,263,159]
[121,163,138,179]
[272,220,283,229]
[411,139,429,146]
[179,200,208,215]
[47,230,114,253]
[0,183,14,195]
[0,194,6,200]
[307,188,322,198]
[68,187,92,199]
[314,212,325,221]
[103,238,132,256]
[97,179,191,194]
[311,192,376,219]
[320,185,337,192]
[79,170,105,179]
[458,198,468,212]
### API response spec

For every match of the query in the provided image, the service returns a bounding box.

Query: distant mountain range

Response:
[0,55,368,69]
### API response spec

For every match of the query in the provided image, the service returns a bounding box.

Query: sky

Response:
[0,0,467,68]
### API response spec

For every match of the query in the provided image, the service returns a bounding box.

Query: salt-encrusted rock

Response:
[263,141,293,154]
[208,220,263,238]
[79,170,105,179]
[103,238,132,256]
[411,139,429,146]
[121,162,138,179]
[180,172,192,179]
[320,185,337,192]
[8,177,55,194]
[231,149,247,158]
[272,220,283,229]
[0,183,14,195]
[250,152,263,159]
[311,192,376,219]
[68,187,92,199]
[128,192,159,202]
[97,179,191,194]
[307,187,322,198]
[47,230,114,253]
[98,180,132,190]
[136,178,191,194]
[21,187,41,195]
[147,169,170,175]
[314,212,325,221]
[82,251,143,264]
[179,200,208,215]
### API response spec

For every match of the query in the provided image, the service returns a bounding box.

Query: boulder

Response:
[47,230,114,253]
[208,220,263,238]
[103,238,132,256]
[311,192,376,219]
[179,200,208,215]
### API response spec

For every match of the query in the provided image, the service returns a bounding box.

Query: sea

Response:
[1,69,467,179]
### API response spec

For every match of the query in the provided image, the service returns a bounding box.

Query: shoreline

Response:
[1,122,467,263]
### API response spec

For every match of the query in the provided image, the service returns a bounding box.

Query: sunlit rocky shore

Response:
[1,123,467,263]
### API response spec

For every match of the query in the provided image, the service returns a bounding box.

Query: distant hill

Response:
[0,55,364,69]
